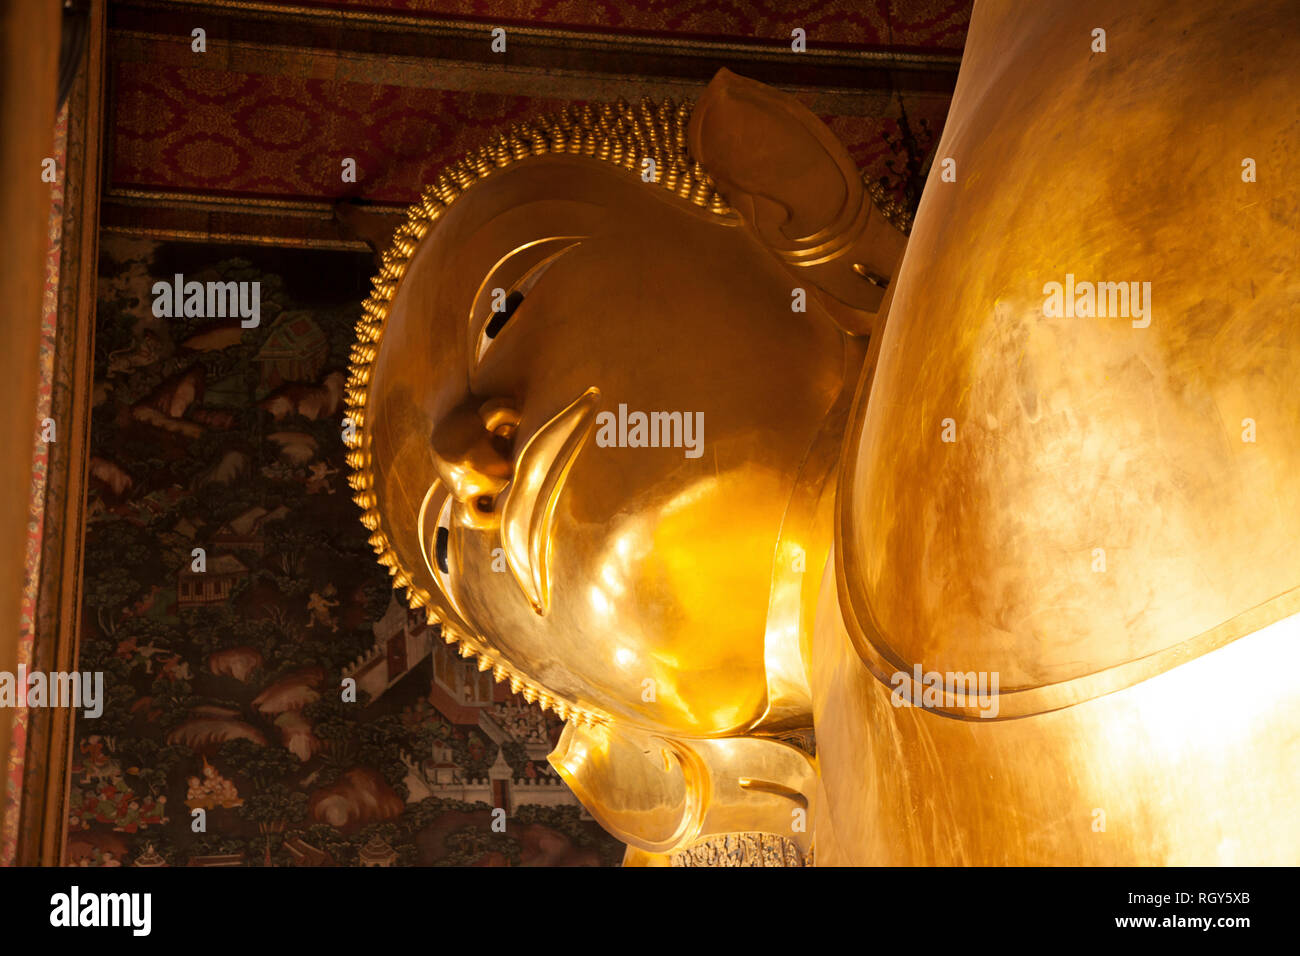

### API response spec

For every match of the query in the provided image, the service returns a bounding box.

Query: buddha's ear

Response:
[688,69,907,333]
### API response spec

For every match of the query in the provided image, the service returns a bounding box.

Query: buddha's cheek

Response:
[550,470,777,732]
[450,463,778,735]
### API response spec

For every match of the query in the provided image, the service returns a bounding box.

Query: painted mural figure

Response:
[306,585,340,632]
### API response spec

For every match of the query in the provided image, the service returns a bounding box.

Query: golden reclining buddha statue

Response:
[346,0,1299,865]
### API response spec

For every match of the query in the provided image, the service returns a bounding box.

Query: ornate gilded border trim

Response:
[125,0,964,72]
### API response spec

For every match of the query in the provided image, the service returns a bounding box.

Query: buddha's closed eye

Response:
[419,481,462,613]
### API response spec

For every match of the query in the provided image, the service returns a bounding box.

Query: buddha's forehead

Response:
[439,153,722,275]
[388,155,732,412]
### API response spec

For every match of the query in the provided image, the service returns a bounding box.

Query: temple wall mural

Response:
[68,237,622,866]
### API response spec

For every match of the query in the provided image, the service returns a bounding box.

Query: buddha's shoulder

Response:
[831,1,1300,714]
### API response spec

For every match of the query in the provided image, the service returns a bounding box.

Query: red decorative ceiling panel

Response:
[111,61,576,201]
[111,58,950,204]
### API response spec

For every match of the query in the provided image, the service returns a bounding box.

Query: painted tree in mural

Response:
[82,517,164,637]
[218,739,307,864]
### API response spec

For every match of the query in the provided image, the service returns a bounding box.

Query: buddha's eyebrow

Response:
[469,238,585,366]
[472,236,586,312]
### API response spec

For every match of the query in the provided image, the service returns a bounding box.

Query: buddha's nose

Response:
[431,396,520,527]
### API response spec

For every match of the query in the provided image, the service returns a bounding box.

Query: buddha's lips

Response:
[499,387,601,615]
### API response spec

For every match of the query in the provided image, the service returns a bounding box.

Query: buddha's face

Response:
[376,157,843,736]
[363,76,900,741]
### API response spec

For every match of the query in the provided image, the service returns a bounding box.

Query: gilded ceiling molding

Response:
[109,30,910,116]
[126,0,963,71]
